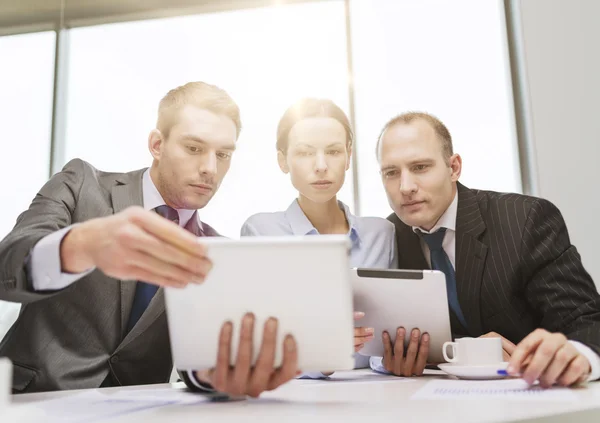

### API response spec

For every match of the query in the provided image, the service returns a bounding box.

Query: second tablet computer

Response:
[352,268,452,363]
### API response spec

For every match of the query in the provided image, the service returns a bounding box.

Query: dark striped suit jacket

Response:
[388,183,600,355]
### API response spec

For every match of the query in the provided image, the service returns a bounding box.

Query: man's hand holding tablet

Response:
[382,327,430,376]
[352,268,453,376]
[194,313,299,398]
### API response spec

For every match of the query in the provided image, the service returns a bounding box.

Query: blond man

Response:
[0,82,298,397]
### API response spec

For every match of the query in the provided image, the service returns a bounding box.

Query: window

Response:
[0,30,55,340]
[350,0,521,218]
[0,31,55,237]
[64,1,352,237]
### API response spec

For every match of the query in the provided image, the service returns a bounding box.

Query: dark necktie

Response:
[125,205,180,333]
[419,228,469,331]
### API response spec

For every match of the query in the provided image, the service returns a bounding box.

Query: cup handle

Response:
[443,342,458,362]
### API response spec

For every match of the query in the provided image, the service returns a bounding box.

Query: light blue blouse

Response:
[241,199,397,269]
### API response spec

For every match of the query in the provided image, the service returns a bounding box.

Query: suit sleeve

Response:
[521,198,600,355]
[0,159,86,304]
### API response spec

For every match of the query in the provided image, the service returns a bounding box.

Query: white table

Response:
[9,370,600,423]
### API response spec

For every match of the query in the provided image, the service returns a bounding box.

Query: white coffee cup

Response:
[442,337,504,365]
[0,357,11,409]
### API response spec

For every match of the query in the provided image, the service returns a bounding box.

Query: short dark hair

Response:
[276,98,353,153]
[376,112,453,161]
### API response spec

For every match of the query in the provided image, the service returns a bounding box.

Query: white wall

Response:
[518,0,600,286]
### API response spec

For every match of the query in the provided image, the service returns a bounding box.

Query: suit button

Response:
[110,355,119,363]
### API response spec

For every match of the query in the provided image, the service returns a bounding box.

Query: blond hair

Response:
[276,98,353,153]
[377,111,453,161]
[157,81,241,139]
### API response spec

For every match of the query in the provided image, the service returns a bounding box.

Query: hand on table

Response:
[508,329,590,388]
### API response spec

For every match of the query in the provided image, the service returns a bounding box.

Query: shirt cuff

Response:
[369,356,392,375]
[186,371,217,392]
[569,340,600,381]
[29,225,95,291]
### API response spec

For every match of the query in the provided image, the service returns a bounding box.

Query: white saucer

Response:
[438,361,509,380]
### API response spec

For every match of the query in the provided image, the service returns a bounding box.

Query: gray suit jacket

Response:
[0,159,214,393]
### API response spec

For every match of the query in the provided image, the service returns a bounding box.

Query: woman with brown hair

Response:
[241,98,397,378]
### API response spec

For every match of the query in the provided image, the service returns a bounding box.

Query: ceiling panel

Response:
[0,0,328,35]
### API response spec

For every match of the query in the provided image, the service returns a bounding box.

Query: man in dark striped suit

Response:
[376,112,600,388]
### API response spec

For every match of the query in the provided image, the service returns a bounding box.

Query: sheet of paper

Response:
[104,386,210,404]
[411,379,578,401]
[19,387,211,423]
[294,369,416,385]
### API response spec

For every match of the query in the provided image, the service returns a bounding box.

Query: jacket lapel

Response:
[111,169,146,339]
[118,288,165,351]
[122,210,211,346]
[455,183,487,336]
[119,212,207,349]
[388,214,429,270]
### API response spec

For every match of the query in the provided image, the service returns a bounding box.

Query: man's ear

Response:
[277,150,289,174]
[148,129,164,160]
[449,153,462,181]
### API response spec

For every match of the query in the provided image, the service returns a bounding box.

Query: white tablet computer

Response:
[165,235,355,372]
[352,268,452,363]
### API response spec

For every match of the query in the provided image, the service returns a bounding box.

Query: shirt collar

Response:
[412,191,458,235]
[142,169,200,229]
[284,199,361,243]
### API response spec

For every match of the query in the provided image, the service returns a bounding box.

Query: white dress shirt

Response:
[414,190,458,269]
